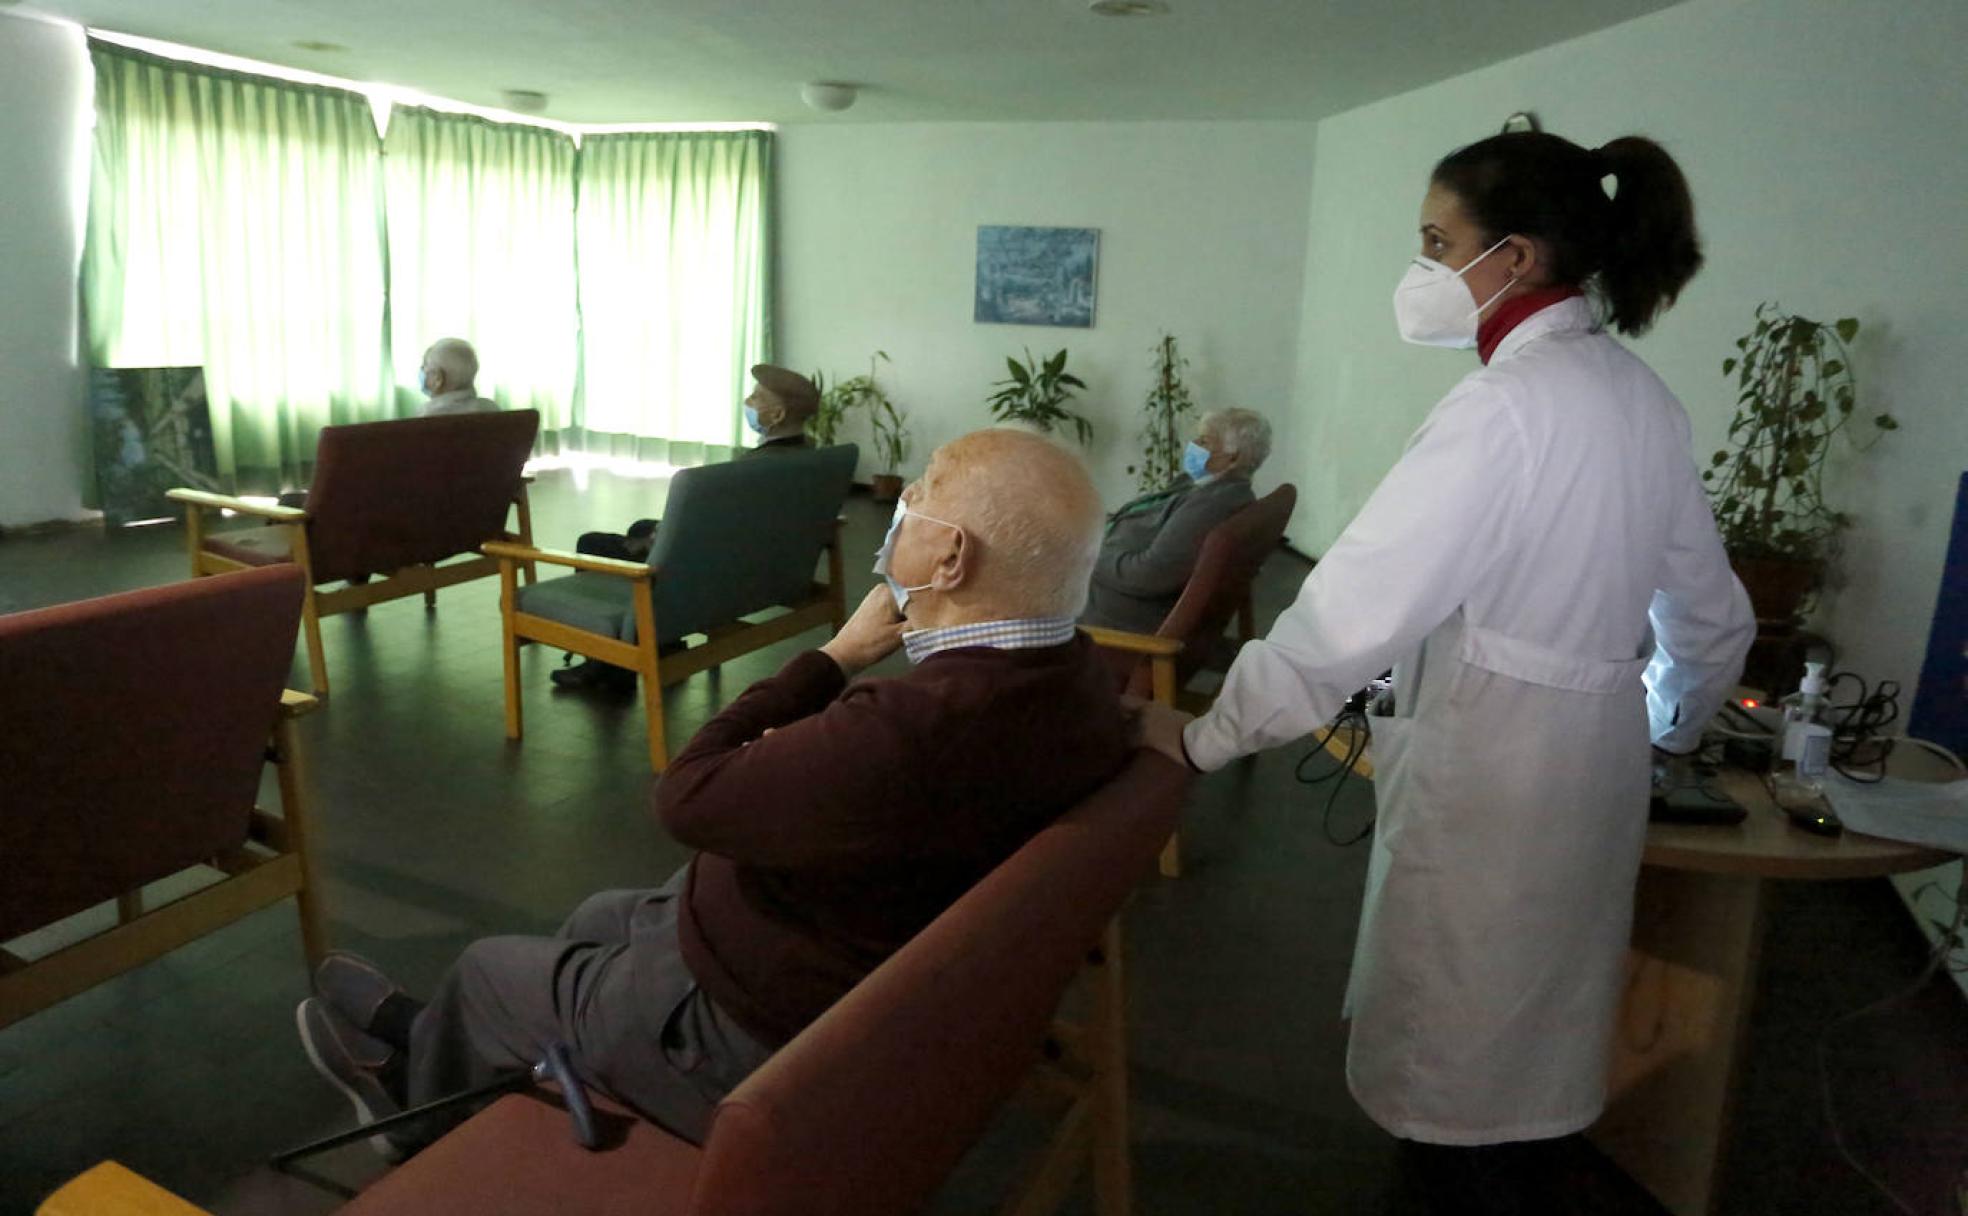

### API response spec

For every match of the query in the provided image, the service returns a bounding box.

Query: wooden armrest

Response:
[279,689,321,719]
[482,540,649,578]
[1079,625,1183,658]
[36,1161,213,1216]
[166,488,307,523]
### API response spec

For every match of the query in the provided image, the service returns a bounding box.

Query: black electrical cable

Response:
[1821,670,1902,783]
[1297,708,1375,846]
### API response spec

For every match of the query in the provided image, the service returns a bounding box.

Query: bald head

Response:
[421,338,479,396]
[912,428,1104,620]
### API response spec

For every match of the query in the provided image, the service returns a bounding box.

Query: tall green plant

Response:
[1703,303,1896,562]
[1127,333,1196,493]
[986,348,1093,446]
[805,367,844,445]
[807,351,911,475]
[868,394,912,476]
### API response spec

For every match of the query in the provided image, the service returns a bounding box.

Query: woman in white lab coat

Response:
[1140,131,1755,1197]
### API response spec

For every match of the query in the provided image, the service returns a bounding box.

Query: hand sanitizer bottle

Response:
[1769,661,1833,810]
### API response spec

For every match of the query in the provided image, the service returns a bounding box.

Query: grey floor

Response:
[2,468,1963,1215]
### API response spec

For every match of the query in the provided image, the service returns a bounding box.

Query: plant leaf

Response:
[1722,357,1736,375]
[1835,318,1859,342]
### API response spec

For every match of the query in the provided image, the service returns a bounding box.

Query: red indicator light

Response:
[1741,698,1759,709]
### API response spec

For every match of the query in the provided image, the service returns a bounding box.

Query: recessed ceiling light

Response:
[291,40,347,53]
[801,82,858,112]
[1089,0,1170,15]
[502,89,549,115]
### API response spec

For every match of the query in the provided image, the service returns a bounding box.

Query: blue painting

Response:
[974,225,1099,328]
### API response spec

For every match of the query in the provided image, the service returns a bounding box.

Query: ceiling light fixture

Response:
[801,82,857,112]
[291,39,347,53]
[1089,0,1170,15]
[501,89,549,115]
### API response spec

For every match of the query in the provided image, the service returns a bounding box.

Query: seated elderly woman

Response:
[1081,406,1272,634]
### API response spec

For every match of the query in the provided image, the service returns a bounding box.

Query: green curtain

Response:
[573,130,774,459]
[83,42,388,489]
[383,107,578,427]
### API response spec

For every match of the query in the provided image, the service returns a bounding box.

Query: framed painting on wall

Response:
[974,225,1099,328]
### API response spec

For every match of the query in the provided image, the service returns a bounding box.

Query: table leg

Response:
[1590,865,1768,1216]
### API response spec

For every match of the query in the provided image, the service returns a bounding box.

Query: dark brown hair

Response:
[1432,131,1703,336]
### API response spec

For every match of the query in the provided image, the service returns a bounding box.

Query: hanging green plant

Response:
[1703,303,1897,625]
[1704,303,1895,562]
[985,347,1094,446]
[1126,333,1196,493]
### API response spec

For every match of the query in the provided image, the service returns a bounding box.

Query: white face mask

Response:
[1392,234,1516,349]
[871,502,961,616]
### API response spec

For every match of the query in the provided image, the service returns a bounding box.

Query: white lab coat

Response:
[1185,297,1754,1144]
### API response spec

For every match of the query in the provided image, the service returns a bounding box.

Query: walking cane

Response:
[272,1040,598,1170]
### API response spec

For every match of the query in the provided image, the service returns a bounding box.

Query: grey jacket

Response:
[1080,475,1255,635]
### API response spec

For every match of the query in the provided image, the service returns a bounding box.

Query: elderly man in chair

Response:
[418,338,499,416]
[1081,406,1272,634]
[295,428,1130,1158]
[553,364,823,692]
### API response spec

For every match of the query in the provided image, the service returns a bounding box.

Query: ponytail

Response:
[1592,136,1703,336]
[1431,131,1703,336]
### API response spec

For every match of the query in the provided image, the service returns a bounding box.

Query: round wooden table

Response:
[1596,761,1951,1216]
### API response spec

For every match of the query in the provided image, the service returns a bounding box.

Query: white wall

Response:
[777,121,1316,514]
[0,15,93,528]
[1284,0,1968,703]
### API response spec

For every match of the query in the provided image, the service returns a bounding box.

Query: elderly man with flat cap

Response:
[295,428,1130,1158]
[554,364,822,690]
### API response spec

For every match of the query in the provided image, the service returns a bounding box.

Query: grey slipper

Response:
[296,997,406,1163]
[312,952,410,1045]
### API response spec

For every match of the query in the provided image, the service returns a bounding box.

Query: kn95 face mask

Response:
[1392,234,1515,348]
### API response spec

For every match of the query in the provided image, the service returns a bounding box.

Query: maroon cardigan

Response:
[654,637,1129,1047]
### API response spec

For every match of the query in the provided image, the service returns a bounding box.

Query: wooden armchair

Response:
[1091,485,1296,877]
[168,409,541,699]
[0,566,326,1031]
[488,444,858,772]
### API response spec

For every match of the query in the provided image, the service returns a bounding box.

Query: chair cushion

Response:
[515,573,663,645]
[202,526,295,569]
[337,1092,701,1216]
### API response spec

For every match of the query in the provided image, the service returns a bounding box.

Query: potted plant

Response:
[805,367,845,445]
[867,394,912,502]
[1703,303,1897,626]
[1126,333,1197,493]
[986,348,1094,446]
[807,352,908,497]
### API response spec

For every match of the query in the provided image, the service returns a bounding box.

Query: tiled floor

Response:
[2,468,1963,1215]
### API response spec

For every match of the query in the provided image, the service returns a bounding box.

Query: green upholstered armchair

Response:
[485,444,858,771]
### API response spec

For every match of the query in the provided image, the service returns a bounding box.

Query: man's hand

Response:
[1131,698,1197,769]
[820,586,907,677]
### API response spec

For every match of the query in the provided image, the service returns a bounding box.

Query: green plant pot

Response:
[1729,554,1820,628]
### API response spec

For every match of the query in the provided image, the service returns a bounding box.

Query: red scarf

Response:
[1478,286,1584,364]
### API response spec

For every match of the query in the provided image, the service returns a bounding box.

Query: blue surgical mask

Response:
[872,502,961,616]
[743,404,765,434]
[1182,440,1214,482]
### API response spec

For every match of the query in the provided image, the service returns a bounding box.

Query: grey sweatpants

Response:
[405,867,772,1147]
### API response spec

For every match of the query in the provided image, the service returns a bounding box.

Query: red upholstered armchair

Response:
[0,566,326,1032]
[1087,484,1297,877]
[168,409,541,698]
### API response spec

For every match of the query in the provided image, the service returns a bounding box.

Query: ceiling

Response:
[12,0,1688,125]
